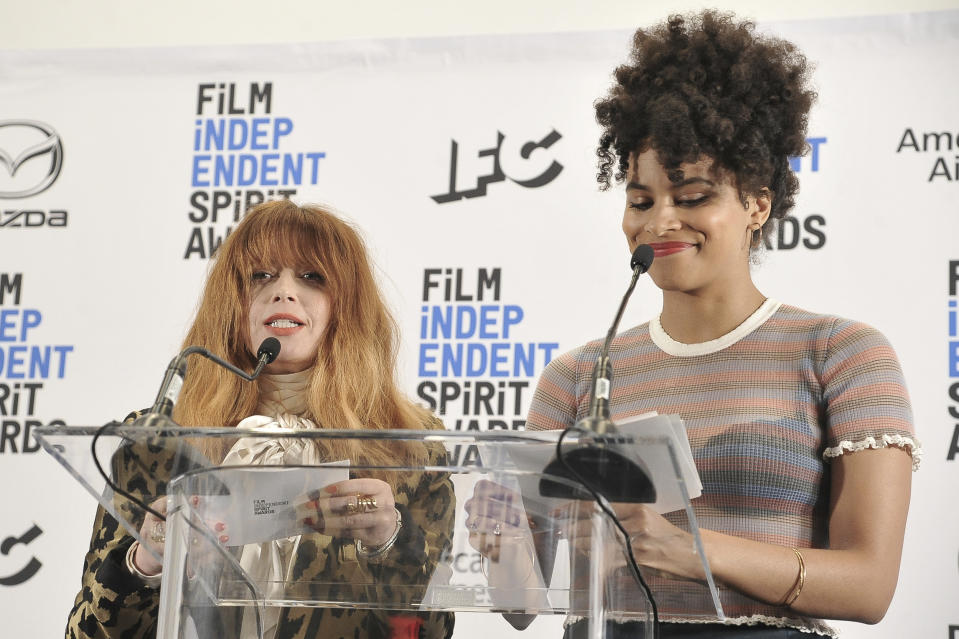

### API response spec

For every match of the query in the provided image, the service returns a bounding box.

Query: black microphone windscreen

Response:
[630,244,655,273]
[256,337,281,364]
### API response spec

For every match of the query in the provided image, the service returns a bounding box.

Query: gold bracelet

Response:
[783,547,806,607]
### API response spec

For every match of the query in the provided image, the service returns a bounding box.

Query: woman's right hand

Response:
[463,479,532,562]
[464,479,550,619]
[133,496,229,576]
[133,497,168,576]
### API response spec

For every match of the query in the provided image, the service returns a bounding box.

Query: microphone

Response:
[149,337,281,418]
[540,245,657,503]
[253,337,282,377]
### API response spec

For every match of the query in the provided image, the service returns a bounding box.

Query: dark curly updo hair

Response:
[595,10,816,247]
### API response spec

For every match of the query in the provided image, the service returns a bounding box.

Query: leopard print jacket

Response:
[65,412,456,639]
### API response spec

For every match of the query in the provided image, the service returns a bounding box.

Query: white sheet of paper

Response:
[613,412,702,513]
[197,462,349,546]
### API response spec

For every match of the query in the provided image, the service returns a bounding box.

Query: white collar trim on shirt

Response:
[649,298,782,357]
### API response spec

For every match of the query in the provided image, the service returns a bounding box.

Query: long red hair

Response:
[173,200,434,469]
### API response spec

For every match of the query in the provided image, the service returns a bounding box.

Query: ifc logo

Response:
[0,120,64,199]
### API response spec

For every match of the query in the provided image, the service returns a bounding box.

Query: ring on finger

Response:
[345,497,359,515]
[492,523,502,536]
[149,520,166,544]
[356,495,377,513]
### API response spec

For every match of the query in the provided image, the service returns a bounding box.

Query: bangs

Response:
[230,205,333,282]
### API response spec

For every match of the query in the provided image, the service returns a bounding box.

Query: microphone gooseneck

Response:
[540,244,657,503]
[149,338,282,417]
[99,338,283,518]
[587,244,655,434]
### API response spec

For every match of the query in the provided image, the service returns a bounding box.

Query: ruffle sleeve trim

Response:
[823,434,922,471]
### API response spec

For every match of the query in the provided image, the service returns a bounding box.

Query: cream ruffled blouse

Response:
[221,369,320,639]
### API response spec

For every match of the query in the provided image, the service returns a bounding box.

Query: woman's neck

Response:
[257,369,312,417]
[659,281,767,344]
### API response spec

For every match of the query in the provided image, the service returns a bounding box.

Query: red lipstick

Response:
[648,242,695,258]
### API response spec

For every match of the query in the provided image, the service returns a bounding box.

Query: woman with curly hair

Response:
[66,201,455,639]
[525,10,920,639]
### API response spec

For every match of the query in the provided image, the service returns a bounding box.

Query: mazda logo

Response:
[0,120,64,199]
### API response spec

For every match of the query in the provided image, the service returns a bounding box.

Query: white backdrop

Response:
[1,9,957,638]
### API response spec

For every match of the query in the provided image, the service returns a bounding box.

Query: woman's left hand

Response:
[618,503,707,580]
[562,502,705,581]
[294,478,398,547]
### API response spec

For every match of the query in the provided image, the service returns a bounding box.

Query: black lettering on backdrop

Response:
[0,274,22,305]
[512,129,564,188]
[929,156,959,182]
[896,128,958,153]
[0,524,43,587]
[431,129,563,203]
[196,82,273,116]
[0,210,68,228]
[416,380,527,416]
[188,188,296,224]
[895,127,959,182]
[0,419,61,454]
[185,188,297,258]
[0,382,41,416]
[184,226,232,260]
[422,268,502,302]
[762,215,827,251]
[950,380,959,462]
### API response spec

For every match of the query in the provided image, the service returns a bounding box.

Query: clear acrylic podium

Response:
[35,420,723,639]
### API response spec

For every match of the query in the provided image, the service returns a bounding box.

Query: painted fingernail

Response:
[219,535,229,543]
[192,496,200,506]
[325,485,338,494]
[215,522,226,532]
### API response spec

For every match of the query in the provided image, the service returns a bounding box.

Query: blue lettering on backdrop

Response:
[417,304,558,377]
[190,112,326,188]
[418,341,559,378]
[0,273,71,456]
[950,300,959,377]
[789,136,827,172]
[0,308,74,380]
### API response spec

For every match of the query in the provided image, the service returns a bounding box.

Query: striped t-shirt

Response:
[526,300,920,636]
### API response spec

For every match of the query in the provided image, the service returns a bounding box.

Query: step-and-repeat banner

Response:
[1,10,957,638]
